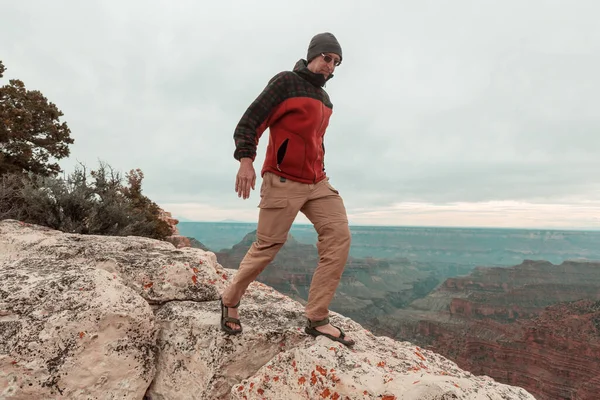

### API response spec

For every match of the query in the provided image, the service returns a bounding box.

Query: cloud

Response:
[2,0,599,228]
[345,200,600,229]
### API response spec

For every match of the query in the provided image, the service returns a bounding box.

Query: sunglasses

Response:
[321,53,341,67]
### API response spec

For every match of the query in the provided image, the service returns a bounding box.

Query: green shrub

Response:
[0,161,171,240]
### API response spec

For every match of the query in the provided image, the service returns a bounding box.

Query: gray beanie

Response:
[306,32,342,63]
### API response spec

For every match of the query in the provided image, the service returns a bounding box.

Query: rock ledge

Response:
[0,220,536,399]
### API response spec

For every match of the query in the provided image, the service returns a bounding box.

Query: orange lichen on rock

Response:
[311,371,318,385]
[316,365,327,376]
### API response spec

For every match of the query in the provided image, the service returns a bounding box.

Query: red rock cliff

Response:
[370,260,600,400]
[157,209,191,248]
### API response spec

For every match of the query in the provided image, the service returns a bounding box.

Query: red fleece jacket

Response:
[233,59,334,184]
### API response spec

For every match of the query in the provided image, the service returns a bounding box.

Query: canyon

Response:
[214,230,473,325]
[369,260,600,400]
[215,231,600,400]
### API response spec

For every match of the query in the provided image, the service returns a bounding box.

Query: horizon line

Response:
[176,220,600,232]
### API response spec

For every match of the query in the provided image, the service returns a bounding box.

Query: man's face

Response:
[307,52,341,79]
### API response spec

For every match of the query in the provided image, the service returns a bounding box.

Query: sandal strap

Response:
[307,317,329,328]
[331,324,345,338]
[304,326,354,347]
[223,317,241,324]
[221,297,240,309]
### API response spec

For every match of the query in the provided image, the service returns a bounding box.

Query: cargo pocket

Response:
[325,182,339,194]
[258,197,288,209]
[257,196,290,243]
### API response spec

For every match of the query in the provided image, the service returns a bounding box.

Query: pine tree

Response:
[0,60,74,177]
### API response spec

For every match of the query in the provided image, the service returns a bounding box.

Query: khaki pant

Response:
[222,172,351,321]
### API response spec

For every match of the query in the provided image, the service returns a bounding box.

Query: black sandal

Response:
[305,317,355,347]
[220,297,242,335]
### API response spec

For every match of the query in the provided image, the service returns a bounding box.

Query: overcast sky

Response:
[3,0,600,229]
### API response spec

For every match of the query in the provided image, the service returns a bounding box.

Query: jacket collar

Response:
[292,59,333,88]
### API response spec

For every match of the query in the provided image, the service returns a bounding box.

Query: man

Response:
[220,32,354,347]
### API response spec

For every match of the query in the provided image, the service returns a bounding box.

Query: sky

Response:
[2,0,600,229]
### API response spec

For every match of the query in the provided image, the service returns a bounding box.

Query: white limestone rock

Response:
[0,257,156,399]
[0,219,229,304]
[146,282,308,399]
[146,282,536,400]
[0,220,537,400]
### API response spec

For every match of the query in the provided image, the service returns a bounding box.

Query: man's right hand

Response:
[235,158,256,200]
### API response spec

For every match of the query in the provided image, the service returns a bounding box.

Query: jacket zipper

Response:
[314,102,325,183]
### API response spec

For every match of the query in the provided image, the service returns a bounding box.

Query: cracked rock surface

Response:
[0,220,536,399]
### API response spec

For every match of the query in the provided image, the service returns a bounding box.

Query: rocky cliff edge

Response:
[0,220,536,400]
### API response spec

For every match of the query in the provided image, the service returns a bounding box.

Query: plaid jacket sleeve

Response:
[233,71,291,161]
